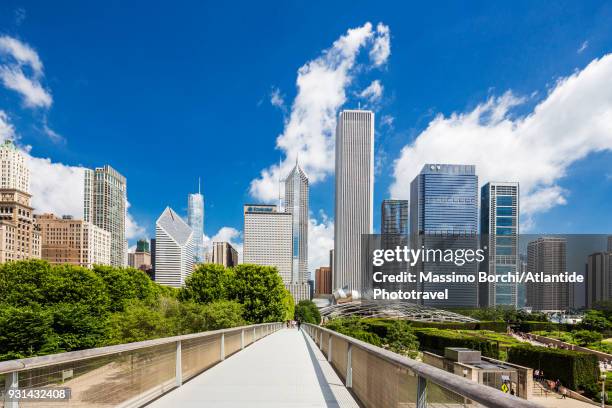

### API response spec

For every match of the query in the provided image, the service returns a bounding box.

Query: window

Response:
[496,196,513,206]
[496,246,513,255]
[496,207,513,216]
[496,237,513,246]
[496,217,513,226]
[496,227,513,236]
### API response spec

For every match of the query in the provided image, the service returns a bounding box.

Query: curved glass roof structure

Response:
[319,300,478,323]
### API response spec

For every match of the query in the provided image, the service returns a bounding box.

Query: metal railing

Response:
[0,322,282,407]
[304,324,544,408]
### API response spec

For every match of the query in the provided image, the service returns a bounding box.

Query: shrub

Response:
[507,345,599,390]
[414,328,500,358]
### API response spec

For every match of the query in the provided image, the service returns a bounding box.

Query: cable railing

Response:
[304,323,544,408]
[0,322,282,408]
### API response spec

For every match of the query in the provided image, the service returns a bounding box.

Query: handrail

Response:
[305,323,544,408]
[0,322,276,374]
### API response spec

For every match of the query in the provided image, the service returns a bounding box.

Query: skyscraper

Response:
[154,207,194,287]
[36,213,111,268]
[410,164,478,307]
[212,241,239,267]
[526,237,568,311]
[84,165,127,267]
[381,199,409,235]
[334,110,374,292]
[284,160,310,301]
[608,236,612,252]
[585,251,612,308]
[0,140,41,263]
[188,184,204,263]
[243,204,293,288]
[480,182,519,307]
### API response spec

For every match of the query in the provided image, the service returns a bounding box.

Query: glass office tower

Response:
[480,182,519,307]
[410,164,478,307]
[188,187,205,263]
[381,199,409,235]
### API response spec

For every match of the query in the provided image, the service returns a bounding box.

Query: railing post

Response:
[220,333,225,361]
[253,326,256,341]
[5,371,18,408]
[328,335,333,362]
[175,340,182,387]
[241,329,245,349]
[417,375,427,408]
[346,343,352,388]
[320,331,323,347]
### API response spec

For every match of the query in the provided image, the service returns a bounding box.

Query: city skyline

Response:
[0,3,611,276]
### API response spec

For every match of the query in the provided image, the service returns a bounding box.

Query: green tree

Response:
[0,304,56,360]
[199,300,245,330]
[573,330,603,346]
[579,311,612,333]
[282,290,295,321]
[385,321,419,358]
[0,259,53,306]
[295,300,321,324]
[181,263,232,304]
[93,265,158,311]
[107,299,175,344]
[229,264,286,323]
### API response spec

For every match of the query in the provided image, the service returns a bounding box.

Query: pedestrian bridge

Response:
[0,323,544,408]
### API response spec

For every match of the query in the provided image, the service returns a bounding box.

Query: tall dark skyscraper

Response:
[410,164,478,307]
[381,199,409,235]
[585,251,612,308]
[526,237,568,311]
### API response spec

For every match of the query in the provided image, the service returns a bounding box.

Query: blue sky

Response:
[0,1,611,269]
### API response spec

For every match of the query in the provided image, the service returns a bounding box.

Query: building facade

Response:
[585,251,612,308]
[410,164,479,307]
[243,204,292,290]
[315,266,332,295]
[381,199,409,235]
[36,213,111,267]
[480,182,519,307]
[84,165,127,267]
[284,161,310,302]
[187,189,204,263]
[211,241,238,267]
[154,207,195,287]
[334,110,374,292]
[526,237,568,311]
[128,239,152,270]
[0,140,41,263]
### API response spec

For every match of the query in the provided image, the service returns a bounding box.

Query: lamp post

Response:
[601,373,606,408]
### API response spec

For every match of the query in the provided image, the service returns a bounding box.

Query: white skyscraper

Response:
[154,207,195,287]
[187,181,204,263]
[84,165,127,267]
[243,204,292,285]
[284,160,310,302]
[0,140,29,192]
[333,110,374,292]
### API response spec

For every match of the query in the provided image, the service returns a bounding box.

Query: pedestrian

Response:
[561,387,567,399]
[555,379,560,392]
[297,320,301,331]
[534,369,539,380]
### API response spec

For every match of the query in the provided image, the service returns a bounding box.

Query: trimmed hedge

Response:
[409,320,508,333]
[507,345,599,390]
[513,321,572,333]
[414,328,500,359]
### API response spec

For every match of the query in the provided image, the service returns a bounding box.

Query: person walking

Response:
[297,320,302,331]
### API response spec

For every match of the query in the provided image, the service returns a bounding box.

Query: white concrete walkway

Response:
[147,328,359,407]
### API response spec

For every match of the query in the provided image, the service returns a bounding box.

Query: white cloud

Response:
[270,87,286,111]
[27,154,85,218]
[390,54,612,229]
[380,114,394,128]
[308,212,334,274]
[0,36,52,108]
[359,79,383,103]
[203,227,243,263]
[0,111,16,142]
[126,202,146,239]
[370,23,391,66]
[578,40,589,54]
[249,22,391,202]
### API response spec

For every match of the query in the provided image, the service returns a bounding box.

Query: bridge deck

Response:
[148,328,359,407]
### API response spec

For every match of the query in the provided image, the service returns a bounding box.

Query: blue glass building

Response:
[410,164,478,307]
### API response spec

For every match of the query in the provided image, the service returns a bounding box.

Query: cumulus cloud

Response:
[0,111,16,142]
[249,22,391,202]
[0,36,52,108]
[390,54,612,228]
[308,213,334,274]
[359,79,383,103]
[370,23,391,66]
